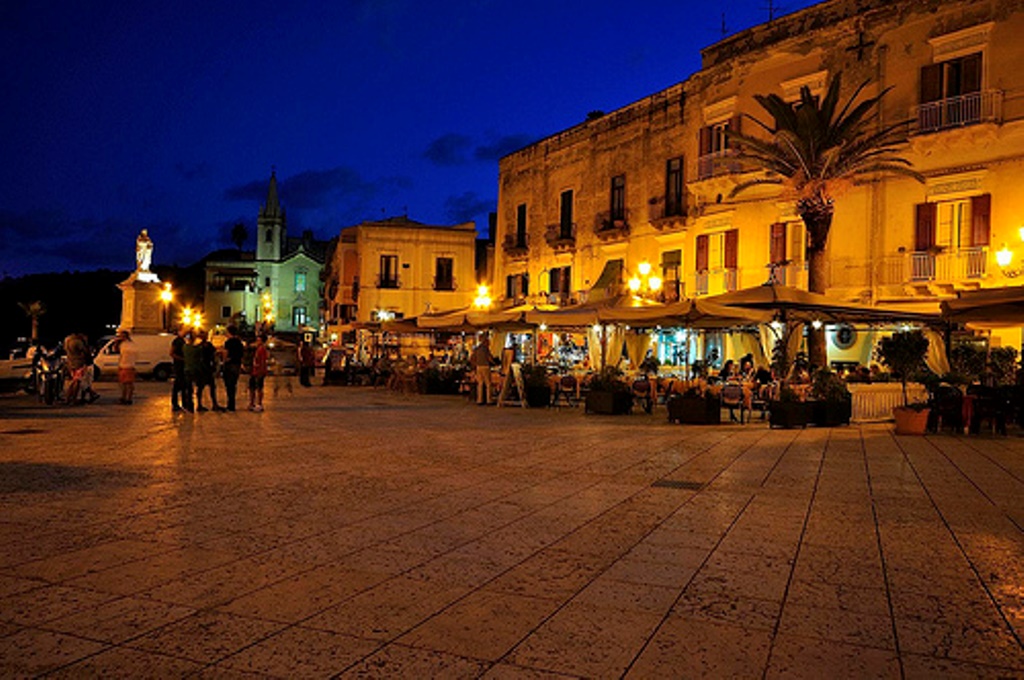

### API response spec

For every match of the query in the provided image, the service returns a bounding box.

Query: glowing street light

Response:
[473,284,492,309]
[159,283,173,331]
[629,261,662,299]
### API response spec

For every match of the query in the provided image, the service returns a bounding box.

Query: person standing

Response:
[298,339,315,387]
[470,335,495,405]
[117,330,138,404]
[195,330,223,411]
[63,332,90,405]
[221,325,244,411]
[182,331,202,412]
[170,326,189,412]
[248,334,269,412]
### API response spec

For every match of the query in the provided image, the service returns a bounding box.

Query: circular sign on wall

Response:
[831,324,856,350]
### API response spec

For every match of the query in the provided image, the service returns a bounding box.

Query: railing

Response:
[694,268,739,296]
[770,261,808,288]
[375,275,400,289]
[913,90,1002,134]
[697,149,741,180]
[502,233,529,257]
[594,210,630,239]
[433,277,455,291]
[647,198,687,225]
[545,223,576,249]
[879,248,988,285]
[695,271,709,296]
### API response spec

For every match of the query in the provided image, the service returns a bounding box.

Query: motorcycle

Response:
[33,348,65,406]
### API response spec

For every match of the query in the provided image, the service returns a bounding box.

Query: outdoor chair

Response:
[966,385,1008,435]
[554,374,579,407]
[632,378,654,414]
[927,385,963,433]
[720,382,747,423]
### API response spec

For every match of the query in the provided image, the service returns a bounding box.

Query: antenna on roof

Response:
[720,12,727,37]
[760,0,783,21]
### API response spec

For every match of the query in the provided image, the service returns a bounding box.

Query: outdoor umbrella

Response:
[941,285,1024,328]
[599,297,771,328]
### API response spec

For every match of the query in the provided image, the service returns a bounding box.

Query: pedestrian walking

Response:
[117,329,137,404]
[298,339,315,387]
[470,335,495,405]
[182,331,202,412]
[248,334,269,412]
[221,325,244,411]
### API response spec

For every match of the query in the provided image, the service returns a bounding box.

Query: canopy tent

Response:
[380,318,422,334]
[941,286,1024,328]
[708,283,943,325]
[524,295,661,328]
[416,306,475,330]
[601,297,772,328]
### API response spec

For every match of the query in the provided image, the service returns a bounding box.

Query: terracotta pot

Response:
[893,406,930,435]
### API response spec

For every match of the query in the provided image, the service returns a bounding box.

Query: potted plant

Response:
[769,383,809,429]
[667,381,721,424]
[521,364,553,408]
[585,366,633,415]
[876,330,931,435]
[809,368,852,427]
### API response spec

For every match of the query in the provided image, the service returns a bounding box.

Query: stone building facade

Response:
[323,217,480,334]
[495,0,1024,346]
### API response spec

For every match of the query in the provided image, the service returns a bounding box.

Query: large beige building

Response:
[495,0,1024,350]
[323,217,480,333]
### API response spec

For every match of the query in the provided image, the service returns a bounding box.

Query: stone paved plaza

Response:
[0,379,1022,678]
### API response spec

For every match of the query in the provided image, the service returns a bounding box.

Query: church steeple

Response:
[256,168,287,262]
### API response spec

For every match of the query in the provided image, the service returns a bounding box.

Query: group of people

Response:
[169,325,267,413]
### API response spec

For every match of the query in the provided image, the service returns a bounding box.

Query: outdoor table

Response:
[847,382,928,422]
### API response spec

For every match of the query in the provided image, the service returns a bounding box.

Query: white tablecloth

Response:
[848,382,928,423]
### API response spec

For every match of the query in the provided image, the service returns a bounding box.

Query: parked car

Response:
[0,347,34,392]
[94,333,176,381]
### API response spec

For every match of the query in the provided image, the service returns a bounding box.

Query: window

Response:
[516,203,528,247]
[221,305,231,319]
[559,190,574,239]
[264,276,271,287]
[769,223,806,285]
[434,257,454,291]
[695,229,739,294]
[292,306,307,326]
[610,175,626,222]
[379,254,399,288]
[505,273,529,301]
[294,272,307,293]
[919,53,982,131]
[665,158,684,217]
[661,250,682,302]
[265,229,273,243]
[913,195,990,280]
[548,266,571,301]
[698,117,741,179]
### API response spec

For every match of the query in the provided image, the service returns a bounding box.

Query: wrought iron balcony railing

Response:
[913,90,1002,134]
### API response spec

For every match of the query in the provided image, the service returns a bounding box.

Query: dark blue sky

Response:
[1,0,819,277]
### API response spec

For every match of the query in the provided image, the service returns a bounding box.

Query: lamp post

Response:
[627,261,663,299]
[473,284,492,310]
[995,226,1024,278]
[159,283,173,331]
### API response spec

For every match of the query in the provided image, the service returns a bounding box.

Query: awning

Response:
[941,285,1024,328]
[588,259,624,301]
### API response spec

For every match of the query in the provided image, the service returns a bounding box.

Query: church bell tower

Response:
[256,169,286,262]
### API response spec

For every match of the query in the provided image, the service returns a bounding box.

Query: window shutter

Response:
[522,273,529,296]
[696,234,709,271]
[724,229,739,269]
[506,275,514,299]
[963,53,982,94]
[915,203,936,250]
[971,193,991,246]
[920,63,943,104]
[728,115,742,150]
[770,223,787,263]
[699,126,712,156]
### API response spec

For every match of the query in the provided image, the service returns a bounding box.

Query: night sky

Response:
[1,0,819,278]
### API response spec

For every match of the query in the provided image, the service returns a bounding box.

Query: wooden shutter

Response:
[920,63,943,104]
[915,203,937,250]
[728,115,742,151]
[696,234,709,271]
[770,223,787,263]
[698,126,712,156]
[963,53,982,94]
[724,229,739,269]
[971,193,991,246]
[506,275,514,299]
[522,273,529,296]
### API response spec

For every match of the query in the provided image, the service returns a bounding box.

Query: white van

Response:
[95,333,176,381]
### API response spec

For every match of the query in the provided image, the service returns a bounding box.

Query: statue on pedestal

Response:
[136,229,154,272]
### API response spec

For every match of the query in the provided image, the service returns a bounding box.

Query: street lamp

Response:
[159,283,173,331]
[995,226,1024,277]
[628,261,663,298]
[473,284,492,309]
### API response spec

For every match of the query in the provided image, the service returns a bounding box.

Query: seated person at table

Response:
[739,356,756,381]
[719,359,737,382]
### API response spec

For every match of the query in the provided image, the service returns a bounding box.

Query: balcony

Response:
[647,198,687,230]
[594,210,630,241]
[697,149,742,180]
[879,247,987,289]
[433,277,456,292]
[912,90,1002,134]
[694,268,738,296]
[375,275,400,289]
[544,223,576,250]
[502,233,529,259]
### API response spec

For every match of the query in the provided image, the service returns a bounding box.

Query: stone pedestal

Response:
[118,273,165,334]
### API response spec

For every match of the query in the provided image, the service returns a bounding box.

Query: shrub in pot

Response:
[770,384,809,429]
[585,366,632,415]
[522,364,553,408]
[876,330,931,435]
[810,368,852,427]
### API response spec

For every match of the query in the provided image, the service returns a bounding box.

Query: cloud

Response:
[422,133,473,166]
[224,166,411,213]
[474,134,536,161]
[443,192,494,225]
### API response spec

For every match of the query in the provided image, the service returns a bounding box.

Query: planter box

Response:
[810,399,852,427]
[769,401,809,429]
[667,394,721,424]
[893,406,930,435]
[585,390,632,415]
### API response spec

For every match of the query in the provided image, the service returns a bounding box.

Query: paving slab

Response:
[0,379,1022,677]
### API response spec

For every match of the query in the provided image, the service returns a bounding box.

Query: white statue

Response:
[136,229,154,272]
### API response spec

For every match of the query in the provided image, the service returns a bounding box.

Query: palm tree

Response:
[727,73,922,367]
[18,300,46,343]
